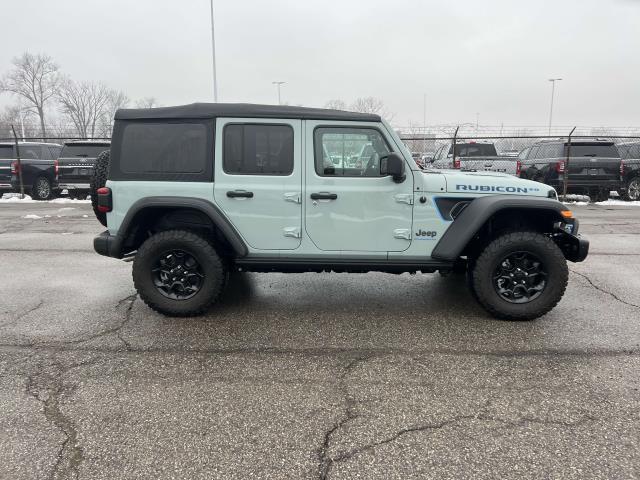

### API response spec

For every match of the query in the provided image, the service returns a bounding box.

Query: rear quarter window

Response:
[110,121,213,182]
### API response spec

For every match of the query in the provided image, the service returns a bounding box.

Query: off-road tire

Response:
[471,231,568,321]
[133,230,227,317]
[622,177,640,201]
[90,150,110,226]
[31,176,52,200]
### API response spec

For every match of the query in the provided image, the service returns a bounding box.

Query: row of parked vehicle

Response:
[0,141,110,200]
[417,139,640,201]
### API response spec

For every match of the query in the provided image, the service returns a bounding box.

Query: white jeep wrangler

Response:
[92,103,588,320]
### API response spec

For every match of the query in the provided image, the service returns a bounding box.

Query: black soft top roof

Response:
[114,103,381,122]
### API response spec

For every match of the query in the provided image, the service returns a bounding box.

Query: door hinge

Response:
[283,227,301,238]
[394,193,414,205]
[393,228,412,240]
[284,192,301,204]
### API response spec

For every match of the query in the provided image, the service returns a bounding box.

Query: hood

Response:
[420,169,554,198]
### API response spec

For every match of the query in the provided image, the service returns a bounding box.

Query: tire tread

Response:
[472,231,568,321]
[133,230,226,317]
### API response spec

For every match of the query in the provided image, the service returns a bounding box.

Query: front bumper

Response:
[94,230,123,258]
[554,231,589,263]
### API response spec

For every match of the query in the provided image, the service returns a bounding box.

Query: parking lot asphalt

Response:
[0,201,639,479]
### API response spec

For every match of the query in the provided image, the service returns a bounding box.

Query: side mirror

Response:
[380,152,406,183]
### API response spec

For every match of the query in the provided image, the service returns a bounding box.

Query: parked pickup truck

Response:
[57,141,110,199]
[518,140,621,201]
[0,142,62,200]
[429,141,519,175]
[618,141,640,201]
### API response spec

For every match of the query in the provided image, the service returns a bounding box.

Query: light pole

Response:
[422,93,427,154]
[548,78,562,135]
[209,0,218,102]
[272,81,285,105]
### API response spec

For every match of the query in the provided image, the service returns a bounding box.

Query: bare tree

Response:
[0,104,40,139]
[324,99,347,110]
[0,52,60,138]
[57,78,111,138]
[98,90,130,136]
[350,96,394,121]
[135,97,160,109]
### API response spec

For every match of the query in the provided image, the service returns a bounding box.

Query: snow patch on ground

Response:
[564,199,640,206]
[0,193,90,204]
[22,214,42,219]
[1,194,36,203]
[49,197,90,204]
[595,199,640,206]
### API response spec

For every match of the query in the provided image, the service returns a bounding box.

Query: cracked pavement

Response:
[0,202,639,479]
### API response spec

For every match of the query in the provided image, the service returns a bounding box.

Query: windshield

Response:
[448,143,497,157]
[0,145,14,159]
[59,144,109,158]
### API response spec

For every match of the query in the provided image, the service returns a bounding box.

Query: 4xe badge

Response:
[415,229,437,240]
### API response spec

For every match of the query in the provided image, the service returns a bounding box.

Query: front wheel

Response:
[133,230,228,317]
[471,231,568,321]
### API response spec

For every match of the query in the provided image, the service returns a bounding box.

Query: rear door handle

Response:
[226,190,254,198]
[310,192,337,200]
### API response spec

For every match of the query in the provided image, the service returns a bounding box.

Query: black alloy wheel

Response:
[152,249,204,300]
[493,251,547,304]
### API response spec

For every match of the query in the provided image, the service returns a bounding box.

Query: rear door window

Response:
[223,124,293,175]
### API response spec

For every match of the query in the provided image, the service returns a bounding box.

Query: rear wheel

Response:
[471,231,568,321]
[31,177,52,200]
[623,177,640,201]
[90,150,110,226]
[133,230,228,317]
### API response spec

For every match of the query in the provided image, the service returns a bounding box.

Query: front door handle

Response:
[227,190,254,198]
[310,192,337,200]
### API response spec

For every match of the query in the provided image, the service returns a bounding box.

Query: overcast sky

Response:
[1,0,638,128]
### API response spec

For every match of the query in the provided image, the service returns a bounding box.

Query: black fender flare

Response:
[431,195,570,261]
[113,196,248,258]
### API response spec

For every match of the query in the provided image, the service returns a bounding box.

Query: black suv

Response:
[1,142,62,199]
[57,141,110,199]
[518,140,621,201]
[618,142,640,201]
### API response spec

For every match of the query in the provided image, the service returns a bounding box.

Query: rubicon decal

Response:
[456,184,539,193]
[415,229,437,239]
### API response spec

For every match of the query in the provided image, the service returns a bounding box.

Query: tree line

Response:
[0,51,393,140]
[0,52,159,140]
